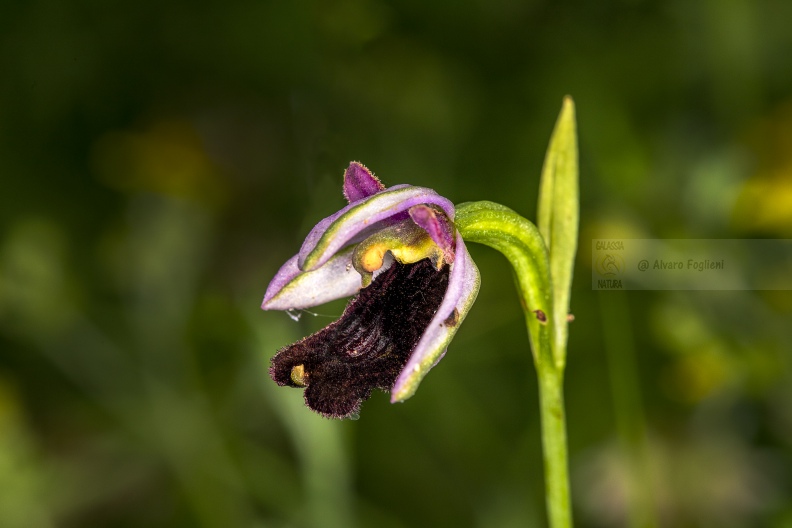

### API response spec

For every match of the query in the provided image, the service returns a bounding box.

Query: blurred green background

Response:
[2,1,792,527]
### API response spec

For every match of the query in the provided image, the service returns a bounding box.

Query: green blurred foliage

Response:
[2,0,792,527]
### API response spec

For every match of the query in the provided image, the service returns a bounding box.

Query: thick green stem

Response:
[455,201,554,368]
[456,201,573,528]
[454,97,577,528]
[538,366,572,528]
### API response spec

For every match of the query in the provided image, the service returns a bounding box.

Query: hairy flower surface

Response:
[262,162,479,418]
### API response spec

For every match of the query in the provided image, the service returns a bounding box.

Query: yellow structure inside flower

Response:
[352,220,445,287]
[290,364,307,387]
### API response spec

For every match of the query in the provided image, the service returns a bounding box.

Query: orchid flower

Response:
[261,98,579,528]
[262,162,480,419]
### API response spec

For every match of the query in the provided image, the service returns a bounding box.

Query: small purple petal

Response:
[263,250,396,311]
[409,204,456,264]
[262,249,362,310]
[298,185,455,272]
[343,161,386,204]
[391,233,480,402]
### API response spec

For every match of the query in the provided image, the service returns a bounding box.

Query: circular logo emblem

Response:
[596,253,625,277]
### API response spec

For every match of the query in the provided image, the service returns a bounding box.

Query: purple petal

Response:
[263,249,397,311]
[391,233,480,402]
[409,204,456,264]
[343,161,385,203]
[262,248,362,310]
[298,185,455,272]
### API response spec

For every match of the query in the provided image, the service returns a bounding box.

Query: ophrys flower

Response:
[262,162,479,418]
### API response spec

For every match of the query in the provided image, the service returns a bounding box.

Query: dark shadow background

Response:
[2,1,792,527]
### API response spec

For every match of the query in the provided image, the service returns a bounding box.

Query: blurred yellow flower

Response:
[91,120,228,208]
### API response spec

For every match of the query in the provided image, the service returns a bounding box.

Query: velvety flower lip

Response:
[269,259,451,419]
[262,162,480,417]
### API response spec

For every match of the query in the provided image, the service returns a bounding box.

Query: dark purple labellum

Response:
[269,259,450,419]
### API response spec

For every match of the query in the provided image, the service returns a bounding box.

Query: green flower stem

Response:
[453,95,578,528]
[539,366,572,528]
[456,201,572,528]
[455,202,554,368]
